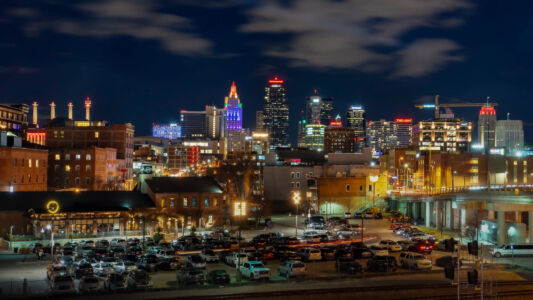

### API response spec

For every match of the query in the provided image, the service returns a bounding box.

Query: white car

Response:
[369,245,389,257]
[156,249,177,260]
[226,253,248,268]
[298,248,322,261]
[201,249,219,263]
[93,262,115,276]
[239,261,270,280]
[399,252,432,270]
[187,255,206,269]
[278,260,306,278]
[50,276,75,295]
[380,240,402,252]
[79,275,100,293]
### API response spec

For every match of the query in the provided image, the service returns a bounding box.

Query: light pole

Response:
[403,163,408,193]
[292,191,301,238]
[234,201,246,280]
[46,224,54,262]
[369,175,379,208]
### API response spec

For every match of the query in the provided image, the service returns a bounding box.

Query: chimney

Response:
[50,101,56,120]
[68,102,73,120]
[32,101,38,126]
[84,97,91,121]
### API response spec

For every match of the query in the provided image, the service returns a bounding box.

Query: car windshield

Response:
[84,277,98,283]
[250,262,265,268]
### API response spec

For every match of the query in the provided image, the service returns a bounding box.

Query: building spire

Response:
[229,81,238,99]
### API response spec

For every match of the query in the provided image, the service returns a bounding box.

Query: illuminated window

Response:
[53,131,58,138]
[86,165,91,172]
[36,160,39,168]
[86,154,91,161]
[214,198,218,207]
[28,174,31,182]
[65,154,70,160]
[204,197,209,207]
[161,199,165,207]
[60,131,64,138]
[28,159,32,168]
[192,197,197,207]
[55,154,61,160]
[183,197,188,207]
[170,199,175,208]
[95,131,99,138]
[65,165,71,172]
[76,154,81,160]
[208,215,213,224]
[514,161,518,166]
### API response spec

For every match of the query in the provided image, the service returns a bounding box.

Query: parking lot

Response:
[0,217,526,298]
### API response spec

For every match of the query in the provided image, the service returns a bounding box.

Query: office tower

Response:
[152,123,181,140]
[297,109,307,147]
[180,110,207,138]
[305,92,334,125]
[256,110,264,130]
[263,77,289,148]
[345,105,366,152]
[324,127,355,153]
[478,105,497,150]
[496,119,524,155]
[0,103,29,136]
[411,119,472,153]
[321,97,334,125]
[225,82,242,131]
[206,105,226,139]
[304,124,326,151]
[366,120,398,153]
[395,117,413,148]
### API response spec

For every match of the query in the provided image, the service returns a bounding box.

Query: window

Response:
[290,182,295,188]
[85,177,91,185]
[35,175,38,183]
[65,178,70,185]
[170,199,175,208]
[295,182,300,188]
[65,165,71,172]
[359,184,363,191]
[346,184,350,192]
[28,159,32,168]
[75,165,80,172]
[60,131,64,138]
[204,197,209,207]
[13,159,17,167]
[86,165,91,172]
[183,197,188,207]
[208,215,213,224]
[369,185,372,192]
[21,175,24,183]
[296,172,300,178]
[75,177,80,184]
[214,198,218,207]
[53,131,58,138]
[28,174,31,182]
[54,165,60,172]
[65,154,70,160]
[55,154,60,161]
[76,154,81,160]
[86,154,91,161]
[290,172,295,179]
[94,131,99,138]
[192,197,197,207]
[161,199,165,208]
[36,160,39,168]
[13,175,16,184]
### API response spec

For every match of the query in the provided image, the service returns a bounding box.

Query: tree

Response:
[153,227,165,244]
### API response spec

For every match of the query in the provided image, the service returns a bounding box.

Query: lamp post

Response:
[369,175,379,208]
[292,191,301,238]
[403,163,409,193]
[234,201,246,280]
[46,224,54,262]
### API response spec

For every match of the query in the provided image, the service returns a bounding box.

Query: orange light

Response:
[395,118,413,124]
[268,77,284,84]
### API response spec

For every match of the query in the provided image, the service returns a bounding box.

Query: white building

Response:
[496,120,524,155]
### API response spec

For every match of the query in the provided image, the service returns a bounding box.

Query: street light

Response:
[369,175,379,208]
[403,163,408,192]
[46,224,54,262]
[292,191,301,238]
[234,201,246,281]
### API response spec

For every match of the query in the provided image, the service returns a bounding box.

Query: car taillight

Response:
[419,245,426,250]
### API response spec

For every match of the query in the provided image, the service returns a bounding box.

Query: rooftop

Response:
[145,177,224,194]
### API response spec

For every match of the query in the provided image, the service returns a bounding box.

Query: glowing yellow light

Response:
[46,200,60,214]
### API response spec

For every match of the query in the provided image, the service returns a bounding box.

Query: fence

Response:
[0,279,49,298]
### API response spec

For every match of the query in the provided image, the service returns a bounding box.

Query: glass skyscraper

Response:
[263,77,289,148]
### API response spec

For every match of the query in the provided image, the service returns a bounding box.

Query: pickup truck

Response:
[239,261,270,280]
[225,252,248,267]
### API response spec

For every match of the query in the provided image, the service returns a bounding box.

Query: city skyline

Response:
[1,1,533,143]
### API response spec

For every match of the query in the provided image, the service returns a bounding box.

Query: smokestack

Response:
[50,102,56,120]
[84,97,91,121]
[68,102,73,120]
[32,101,38,126]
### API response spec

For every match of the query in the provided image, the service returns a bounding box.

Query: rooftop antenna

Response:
[507,112,510,120]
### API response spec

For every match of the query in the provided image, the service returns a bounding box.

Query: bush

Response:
[153,227,165,244]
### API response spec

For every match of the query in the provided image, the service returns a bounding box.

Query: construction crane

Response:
[415,95,498,119]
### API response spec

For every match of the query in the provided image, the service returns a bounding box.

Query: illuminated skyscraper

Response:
[304,124,326,151]
[263,77,289,148]
[305,91,334,125]
[478,105,497,151]
[152,123,181,140]
[225,81,242,131]
[345,105,366,152]
[395,118,413,147]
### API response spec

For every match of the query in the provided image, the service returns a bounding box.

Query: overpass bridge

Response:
[386,188,533,245]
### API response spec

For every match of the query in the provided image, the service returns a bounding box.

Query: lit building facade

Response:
[304,124,326,151]
[345,105,366,152]
[152,123,181,140]
[225,82,242,131]
[395,118,413,148]
[496,120,524,155]
[411,118,472,153]
[256,110,264,130]
[180,110,207,138]
[367,119,398,153]
[478,106,497,150]
[324,127,355,153]
[26,128,46,146]
[263,77,289,148]
[0,104,29,136]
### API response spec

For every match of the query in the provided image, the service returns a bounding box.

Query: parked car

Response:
[321,248,336,261]
[225,252,248,267]
[93,262,115,276]
[74,262,93,278]
[126,270,152,290]
[61,247,74,257]
[201,249,219,263]
[297,248,322,262]
[367,256,397,272]
[343,212,352,219]
[240,261,270,280]
[399,252,432,270]
[278,260,306,278]
[103,273,127,291]
[350,243,373,258]
[177,268,204,286]
[206,269,230,285]
[187,255,206,269]
[353,212,363,219]
[156,249,177,260]
[374,212,383,219]
[369,245,389,257]
[47,264,69,280]
[137,255,158,272]
[379,240,402,252]
[50,275,75,295]
[408,241,435,254]
[335,257,363,274]
[364,211,374,219]
[79,275,100,293]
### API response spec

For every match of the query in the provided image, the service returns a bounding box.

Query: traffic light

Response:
[445,238,457,252]
[468,269,478,285]
[445,263,455,280]
[468,241,479,256]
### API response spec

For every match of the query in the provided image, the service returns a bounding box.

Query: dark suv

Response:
[177,268,204,286]
[335,257,363,274]
[366,256,397,272]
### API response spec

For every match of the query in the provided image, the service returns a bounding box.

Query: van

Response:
[492,244,533,258]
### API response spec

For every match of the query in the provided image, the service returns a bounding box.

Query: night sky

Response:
[1,1,533,144]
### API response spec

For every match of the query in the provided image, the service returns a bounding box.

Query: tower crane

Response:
[415,95,498,119]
